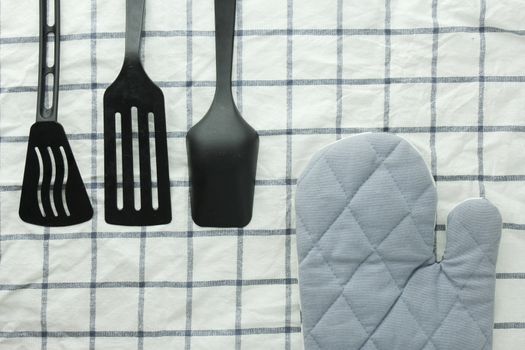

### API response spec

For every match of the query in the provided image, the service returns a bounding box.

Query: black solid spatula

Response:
[104,0,171,226]
[19,0,93,227]
[186,0,259,228]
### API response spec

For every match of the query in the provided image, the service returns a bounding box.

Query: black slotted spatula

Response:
[186,0,259,227]
[19,0,93,227]
[104,0,171,226]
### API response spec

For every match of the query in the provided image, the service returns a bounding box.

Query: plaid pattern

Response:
[0,0,524,349]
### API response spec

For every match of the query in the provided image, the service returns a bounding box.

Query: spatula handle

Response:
[214,0,236,97]
[124,0,145,64]
[36,0,60,122]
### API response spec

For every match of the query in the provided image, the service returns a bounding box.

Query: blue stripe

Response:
[0,0,2,267]
[477,0,487,197]
[1,25,525,45]
[285,1,294,348]
[335,0,343,139]
[234,2,245,349]
[0,327,303,338]
[40,229,49,350]
[4,173,525,194]
[137,228,146,350]
[496,273,525,279]
[4,75,525,94]
[2,125,525,144]
[430,0,439,177]
[383,0,392,131]
[0,278,298,291]
[494,323,525,329]
[0,228,295,242]
[89,1,99,349]
[184,1,194,349]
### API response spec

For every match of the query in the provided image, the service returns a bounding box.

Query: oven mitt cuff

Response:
[295,133,502,350]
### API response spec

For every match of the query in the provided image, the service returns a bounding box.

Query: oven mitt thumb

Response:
[295,133,502,350]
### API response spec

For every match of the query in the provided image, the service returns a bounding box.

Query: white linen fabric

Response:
[0,0,524,349]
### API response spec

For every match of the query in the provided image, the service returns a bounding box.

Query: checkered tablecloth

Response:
[1,0,524,349]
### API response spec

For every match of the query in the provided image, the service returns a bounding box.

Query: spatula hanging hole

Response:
[47,147,58,217]
[148,112,159,210]
[131,107,141,210]
[44,73,54,111]
[59,146,71,217]
[34,147,46,217]
[115,112,123,210]
[46,33,55,68]
[47,0,55,26]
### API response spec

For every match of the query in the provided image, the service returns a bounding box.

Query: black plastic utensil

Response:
[186,0,259,228]
[104,0,171,226]
[19,0,93,227]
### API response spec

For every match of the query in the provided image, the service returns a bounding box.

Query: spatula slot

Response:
[47,0,55,26]
[131,106,141,210]
[35,147,46,217]
[46,33,55,68]
[149,112,159,210]
[44,73,54,111]
[46,146,59,217]
[59,146,71,217]
[115,112,124,210]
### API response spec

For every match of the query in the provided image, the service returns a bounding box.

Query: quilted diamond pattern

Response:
[296,133,502,350]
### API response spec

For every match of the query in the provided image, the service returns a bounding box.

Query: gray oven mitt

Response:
[295,133,502,350]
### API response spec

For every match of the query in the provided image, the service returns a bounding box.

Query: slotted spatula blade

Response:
[103,0,171,226]
[20,123,93,226]
[19,0,92,227]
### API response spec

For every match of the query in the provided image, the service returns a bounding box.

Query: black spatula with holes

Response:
[103,0,171,226]
[186,0,259,227]
[19,0,93,226]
